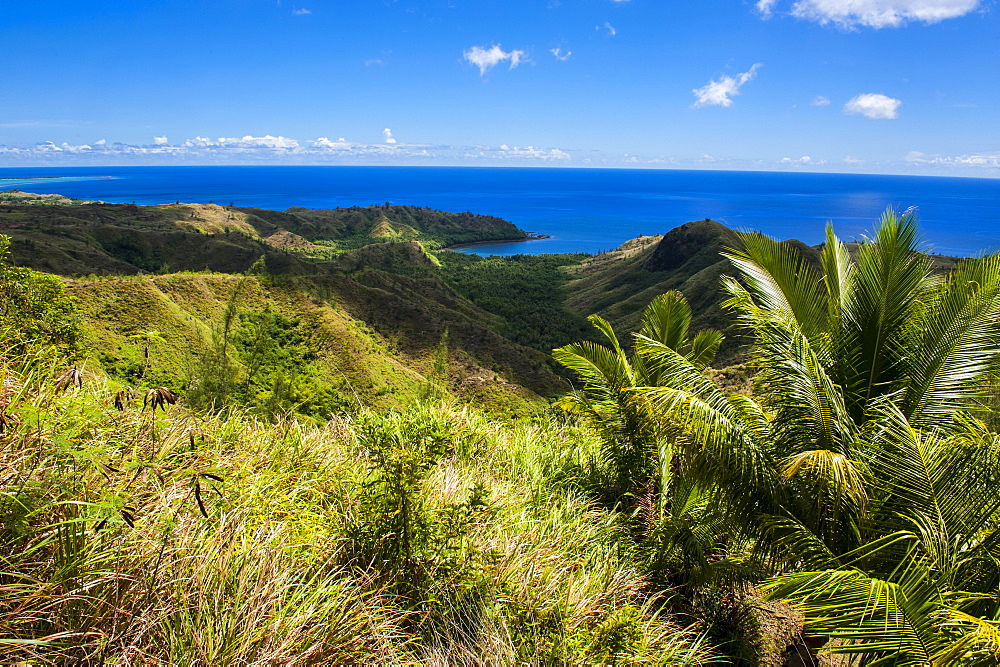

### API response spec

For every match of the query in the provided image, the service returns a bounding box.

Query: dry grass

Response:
[0,355,717,663]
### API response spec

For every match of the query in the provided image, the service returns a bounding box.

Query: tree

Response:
[553,291,721,501]
[0,235,80,357]
[631,209,1000,663]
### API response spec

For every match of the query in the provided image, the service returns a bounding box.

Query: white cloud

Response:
[364,59,384,67]
[550,48,572,61]
[757,0,779,16]
[292,7,311,15]
[844,93,901,119]
[691,63,763,108]
[906,150,1000,167]
[787,0,980,28]
[843,155,865,164]
[153,135,169,145]
[604,21,617,36]
[498,144,571,160]
[463,44,526,76]
[811,95,831,106]
[35,141,103,153]
[312,137,351,150]
[181,135,300,148]
[383,128,397,144]
[780,155,826,165]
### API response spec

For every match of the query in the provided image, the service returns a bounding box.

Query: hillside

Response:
[67,268,567,415]
[5,204,998,665]
[0,195,526,275]
[562,218,961,362]
[564,219,754,359]
[0,193,566,411]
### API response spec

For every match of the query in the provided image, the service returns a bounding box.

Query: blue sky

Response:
[1,0,997,175]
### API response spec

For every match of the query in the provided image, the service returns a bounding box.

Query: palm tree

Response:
[553,292,729,592]
[630,208,1000,662]
[553,291,721,501]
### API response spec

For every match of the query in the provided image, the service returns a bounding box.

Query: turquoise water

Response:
[1,166,996,257]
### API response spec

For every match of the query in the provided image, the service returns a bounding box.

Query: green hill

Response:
[0,194,565,412]
[0,195,527,275]
[6,203,994,665]
[564,219,821,361]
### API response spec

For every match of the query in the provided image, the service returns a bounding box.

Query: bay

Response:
[0,165,996,257]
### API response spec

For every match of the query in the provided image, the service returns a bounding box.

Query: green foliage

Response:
[627,208,1000,663]
[187,295,344,418]
[0,235,81,356]
[0,350,716,663]
[438,251,594,354]
[554,291,722,504]
[346,408,485,600]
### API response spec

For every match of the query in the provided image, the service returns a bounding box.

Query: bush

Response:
[0,235,80,357]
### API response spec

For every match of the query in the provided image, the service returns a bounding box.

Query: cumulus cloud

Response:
[292,7,311,15]
[780,155,826,165]
[463,44,526,76]
[757,0,779,16]
[153,135,169,145]
[771,0,981,28]
[811,95,831,106]
[844,93,901,119]
[498,144,571,160]
[181,135,300,148]
[312,137,351,150]
[550,48,572,61]
[905,150,1000,167]
[692,63,763,108]
[0,131,584,167]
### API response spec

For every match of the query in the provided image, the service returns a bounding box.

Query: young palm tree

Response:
[552,291,721,500]
[631,208,1000,663]
[553,292,728,591]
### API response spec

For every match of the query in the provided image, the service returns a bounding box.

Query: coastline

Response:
[443,232,552,252]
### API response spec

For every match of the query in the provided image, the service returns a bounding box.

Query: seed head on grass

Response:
[144,386,177,411]
[54,366,83,392]
[114,386,134,411]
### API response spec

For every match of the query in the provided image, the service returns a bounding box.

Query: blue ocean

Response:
[0,166,996,257]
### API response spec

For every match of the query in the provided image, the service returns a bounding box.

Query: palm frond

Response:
[634,337,780,518]
[820,222,854,327]
[723,230,828,340]
[639,291,693,352]
[552,340,631,395]
[724,277,856,455]
[837,207,935,420]
[901,252,1000,425]
[764,564,948,665]
[689,329,723,369]
[935,610,1000,664]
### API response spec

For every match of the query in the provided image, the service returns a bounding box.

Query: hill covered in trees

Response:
[4,194,999,664]
[0,194,526,275]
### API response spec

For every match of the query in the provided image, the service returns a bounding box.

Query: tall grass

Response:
[0,354,717,664]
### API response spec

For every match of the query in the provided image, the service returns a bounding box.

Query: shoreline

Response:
[0,176,64,181]
[443,232,552,251]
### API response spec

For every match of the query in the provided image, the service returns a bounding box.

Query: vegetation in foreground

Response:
[4,207,1000,664]
[555,209,1000,664]
[0,361,718,663]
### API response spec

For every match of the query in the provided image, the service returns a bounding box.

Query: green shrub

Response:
[0,235,81,357]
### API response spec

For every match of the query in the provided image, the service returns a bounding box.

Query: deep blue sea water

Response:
[0,166,996,257]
